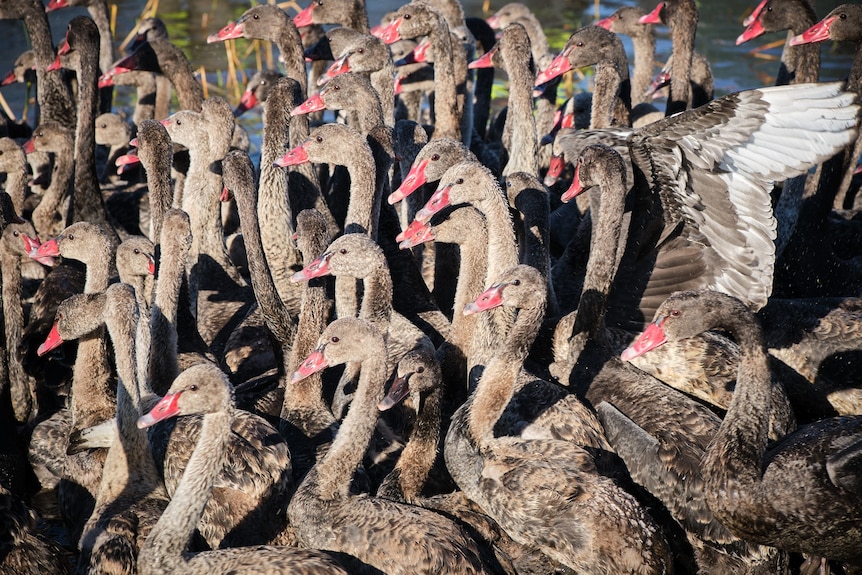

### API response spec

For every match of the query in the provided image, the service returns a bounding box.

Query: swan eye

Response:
[331,336,340,343]
[253,13,260,19]
[133,248,140,254]
[175,119,181,125]
[12,230,19,237]
[511,279,520,286]
[404,13,411,19]
[455,178,463,184]
[576,41,585,47]
[100,123,106,128]
[416,366,425,373]
[339,248,347,254]
[189,384,198,391]
[670,309,681,317]
[66,234,74,240]
[333,84,340,90]
[840,12,847,19]
[431,154,440,161]
[316,135,323,143]
[356,47,364,54]
[766,5,772,11]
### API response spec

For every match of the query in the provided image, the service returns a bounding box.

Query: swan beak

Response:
[397,219,435,248]
[544,155,567,187]
[468,47,495,69]
[290,252,332,282]
[37,322,64,357]
[389,159,429,204]
[736,19,765,45]
[621,319,668,361]
[790,15,836,46]
[414,183,452,223]
[594,15,615,30]
[233,89,258,117]
[45,0,68,12]
[138,392,182,428]
[22,235,55,266]
[116,150,141,174]
[561,162,585,202]
[378,17,404,44]
[22,138,36,154]
[292,348,329,383]
[220,185,233,203]
[291,93,326,116]
[486,14,501,29]
[46,55,63,72]
[379,373,411,411]
[0,70,17,86]
[463,284,505,315]
[854,164,862,175]
[320,56,350,85]
[36,238,60,258]
[743,0,770,27]
[293,3,315,27]
[646,70,671,97]
[99,54,138,88]
[638,2,665,25]
[208,20,245,43]
[147,255,156,275]
[534,50,573,87]
[274,144,310,168]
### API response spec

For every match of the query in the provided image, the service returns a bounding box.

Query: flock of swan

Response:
[0,0,861,573]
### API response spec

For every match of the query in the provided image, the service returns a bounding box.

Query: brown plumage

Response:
[138,363,350,575]
[287,318,497,575]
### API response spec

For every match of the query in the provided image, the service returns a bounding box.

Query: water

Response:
[0,0,855,133]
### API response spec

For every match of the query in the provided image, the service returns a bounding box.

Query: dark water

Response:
[0,0,855,134]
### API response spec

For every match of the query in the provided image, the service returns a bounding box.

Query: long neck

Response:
[104,297,160,488]
[501,45,539,178]
[344,151,379,237]
[468,302,543,443]
[358,261,393,330]
[3,158,28,211]
[182,144,242,290]
[703,312,772,505]
[140,142,173,242]
[572,169,627,341]
[315,351,387,499]
[591,61,627,129]
[154,41,204,112]
[73,50,112,234]
[71,327,116,429]
[428,20,461,141]
[259,89,301,299]
[142,410,232,565]
[370,65,396,128]
[149,213,189,395]
[280,228,334,433]
[33,152,73,237]
[386,386,441,500]
[273,23,308,96]
[629,29,656,105]
[24,7,76,131]
[666,8,696,116]
[86,0,114,74]
[232,168,295,347]
[2,247,34,421]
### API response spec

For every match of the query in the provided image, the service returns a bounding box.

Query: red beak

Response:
[274,143,310,167]
[291,93,326,116]
[379,17,404,44]
[37,322,64,356]
[560,161,585,202]
[463,283,506,315]
[291,347,329,382]
[293,3,315,28]
[621,318,668,361]
[790,15,836,46]
[638,3,665,24]
[137,391,182,428]
[388,158,429,204]
[207,20,245,43]
[414,183,453,223]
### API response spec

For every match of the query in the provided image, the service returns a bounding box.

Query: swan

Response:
[446,264,673,574]
[288,317,499,575]
[623,289,862,571]
[137,363,350,575]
